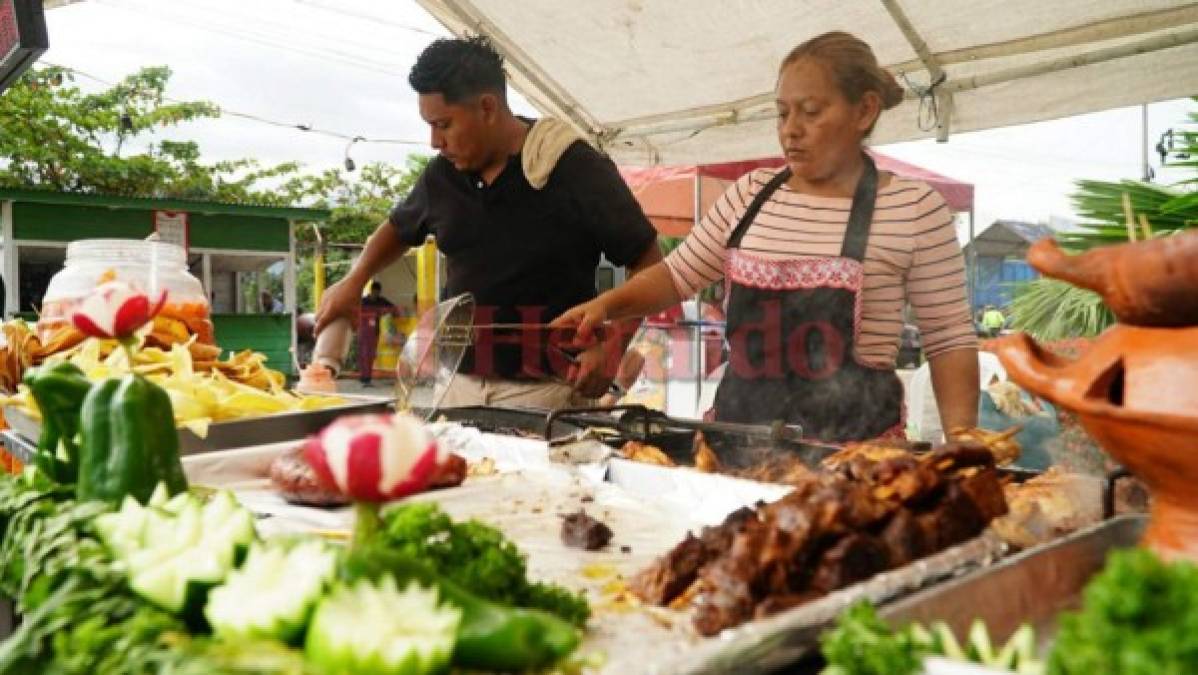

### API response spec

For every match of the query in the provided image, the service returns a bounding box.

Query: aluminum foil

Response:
[181,426,1008,674]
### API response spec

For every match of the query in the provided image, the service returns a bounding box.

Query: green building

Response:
[0,189,329,375]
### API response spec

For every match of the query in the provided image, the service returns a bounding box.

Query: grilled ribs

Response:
[632,441,1009,637]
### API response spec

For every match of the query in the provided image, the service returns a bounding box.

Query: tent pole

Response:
[1,201,15,319]
[1142,103,1153,182]
[693,172,704,415]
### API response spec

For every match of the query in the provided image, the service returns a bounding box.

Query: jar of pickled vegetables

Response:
[38,239,214,344]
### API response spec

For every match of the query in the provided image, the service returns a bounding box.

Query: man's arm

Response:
[314,220,410,334]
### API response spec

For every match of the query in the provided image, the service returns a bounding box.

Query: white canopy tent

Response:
[416,0,1198,165]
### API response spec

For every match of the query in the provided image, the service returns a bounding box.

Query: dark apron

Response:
[712,156,904,443]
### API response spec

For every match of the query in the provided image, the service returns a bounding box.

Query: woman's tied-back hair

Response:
[409,35,507,105]
[782,31,904,134]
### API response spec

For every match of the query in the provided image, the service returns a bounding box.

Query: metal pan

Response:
[3,393,393,456]
[880,514,1147,647]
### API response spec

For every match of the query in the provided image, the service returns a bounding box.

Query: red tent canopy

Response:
[620,151,974,236]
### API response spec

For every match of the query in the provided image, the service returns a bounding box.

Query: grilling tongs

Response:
[545,404,806,446]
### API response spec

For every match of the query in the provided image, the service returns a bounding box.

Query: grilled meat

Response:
[561,510,614,550]
[629,506,757,605]
[632,441,1009,636]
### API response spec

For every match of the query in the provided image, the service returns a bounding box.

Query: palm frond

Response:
[1009,279,1115,341]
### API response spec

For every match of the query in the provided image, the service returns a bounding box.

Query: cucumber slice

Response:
[934,622,967,662]
[207,541,337,643]
[909,622,935,650]
[306,577,460,675]
[163,489,195,514]
[93,496,151,558]
[993,624,1033,669]
[968,619,995,664]
[147,483,171,508]
[96,487,258,624]
[130,546,225,614]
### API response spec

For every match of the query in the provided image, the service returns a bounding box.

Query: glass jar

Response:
[38,239,214,344]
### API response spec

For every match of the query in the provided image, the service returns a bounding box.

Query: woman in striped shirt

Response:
[554,32,979,443]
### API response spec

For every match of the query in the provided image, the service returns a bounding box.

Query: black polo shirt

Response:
[389,136,657,380]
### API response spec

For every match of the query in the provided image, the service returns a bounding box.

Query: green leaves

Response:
[1049,549,1198,675]
[1009,278,1115,341]
[1010,101,1197,339]
[378,502,591,627]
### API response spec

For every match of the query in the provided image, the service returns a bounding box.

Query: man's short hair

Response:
[370,281,383,293]
[409,35,507,104]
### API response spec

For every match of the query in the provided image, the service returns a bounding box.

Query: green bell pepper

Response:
[22,362,92,482]
[341,544,581,672]
[77,374,188,504]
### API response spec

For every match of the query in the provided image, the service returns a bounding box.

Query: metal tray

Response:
[880,514,1147,646]
[3,393,393,457]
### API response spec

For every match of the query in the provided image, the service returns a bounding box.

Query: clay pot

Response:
[995,325,1198,561]
[1027,230,1198,327]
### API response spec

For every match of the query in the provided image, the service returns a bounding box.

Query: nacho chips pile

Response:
[1,320,345,437]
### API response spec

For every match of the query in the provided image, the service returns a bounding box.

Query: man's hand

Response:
[567,341,619,399]
[314,276,364,335]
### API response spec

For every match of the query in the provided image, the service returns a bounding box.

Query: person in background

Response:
[260,290,284,314]
[981,304,1006,337]
[358,281,395,387]
[314,36,660,407]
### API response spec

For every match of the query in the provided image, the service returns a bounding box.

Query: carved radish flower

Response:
[71,280,167,340]
[303,413,442,503]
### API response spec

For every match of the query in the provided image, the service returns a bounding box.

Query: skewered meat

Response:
[821,442,912,473]
[948,426,1023,465]
[633,441,1009,636]
[561,510,613,550]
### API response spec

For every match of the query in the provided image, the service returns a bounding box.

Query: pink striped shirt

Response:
[665,168,977,367]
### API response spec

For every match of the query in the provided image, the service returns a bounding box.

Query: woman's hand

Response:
[550,298,610,348]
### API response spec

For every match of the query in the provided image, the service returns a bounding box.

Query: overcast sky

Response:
[32,0,1197,236]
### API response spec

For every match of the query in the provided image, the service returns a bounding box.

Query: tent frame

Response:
[418,0,1198,158]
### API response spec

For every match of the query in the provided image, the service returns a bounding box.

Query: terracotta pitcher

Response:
[1027,230,1198,327]
[996,325,1198,561]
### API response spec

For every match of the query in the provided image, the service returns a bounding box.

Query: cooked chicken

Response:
[693,432,721,473]
[620,440,676,466]
[991,468,1103,549]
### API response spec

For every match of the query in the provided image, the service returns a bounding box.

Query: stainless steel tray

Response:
[3,393,392,458]
[881,514,1147,647]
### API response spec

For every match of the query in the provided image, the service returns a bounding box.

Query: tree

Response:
[0,65,302,202]
[284,155,430,245]
[1010,101,1198,340]
[284,156,432,312]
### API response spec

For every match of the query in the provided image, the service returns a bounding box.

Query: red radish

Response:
[71,280,168,340]
[303,413,443,503]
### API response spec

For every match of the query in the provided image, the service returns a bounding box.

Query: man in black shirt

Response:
[315,36,660,407]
